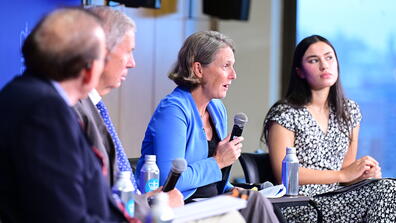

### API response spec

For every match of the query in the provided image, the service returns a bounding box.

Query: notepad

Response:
[259,184,286,198]
[173,195,247,222]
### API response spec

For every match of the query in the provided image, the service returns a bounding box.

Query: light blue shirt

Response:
[136,87,233,199]
[50,81,72,106]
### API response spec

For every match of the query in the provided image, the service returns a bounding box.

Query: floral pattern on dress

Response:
[265,99,361,196]
[264,99,396,222]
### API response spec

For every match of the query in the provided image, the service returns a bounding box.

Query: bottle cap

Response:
[114,171,134,191]
[151,192,174,221]
[286,147,296,154]
[118,171,132,178]
[145,155,156,162]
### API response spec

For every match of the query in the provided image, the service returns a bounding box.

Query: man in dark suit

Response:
[74,7,184,221]
[0,8,132,223]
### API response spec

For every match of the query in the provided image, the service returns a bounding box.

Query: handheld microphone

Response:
[229,113,248,142]
[219,113,248,190]
[162,158,187,192]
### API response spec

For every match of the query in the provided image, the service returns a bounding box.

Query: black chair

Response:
[238,152,323,223]
[239,152,277,184]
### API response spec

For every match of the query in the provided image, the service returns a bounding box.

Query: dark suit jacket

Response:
[74,97,117,186]
[0,73,126,223]
[73,98,152,221]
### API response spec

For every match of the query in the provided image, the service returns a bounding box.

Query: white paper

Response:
[259,184,286,198]
[173,195,247,222]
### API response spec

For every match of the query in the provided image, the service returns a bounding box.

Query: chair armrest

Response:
[270,196,323,223]
[269,195,311,207]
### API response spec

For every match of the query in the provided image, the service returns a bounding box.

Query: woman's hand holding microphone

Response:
[214,134,244,169]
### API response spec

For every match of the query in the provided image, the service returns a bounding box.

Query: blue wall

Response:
[0,0,81,88]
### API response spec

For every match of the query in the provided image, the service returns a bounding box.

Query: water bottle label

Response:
[144,178,159,192]
[125,199,135,217]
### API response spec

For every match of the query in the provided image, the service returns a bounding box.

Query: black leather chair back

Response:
[239,154,323,223]
[239,152,277,184]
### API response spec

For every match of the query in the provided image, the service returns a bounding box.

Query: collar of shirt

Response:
[88,89,102,106]
[50,80,72,106]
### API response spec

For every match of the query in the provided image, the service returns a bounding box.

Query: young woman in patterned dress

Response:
[262,35,396,222]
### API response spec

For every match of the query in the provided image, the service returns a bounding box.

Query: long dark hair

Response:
[261,35,351,143]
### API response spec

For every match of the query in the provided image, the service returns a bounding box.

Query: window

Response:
[297,0,396,177]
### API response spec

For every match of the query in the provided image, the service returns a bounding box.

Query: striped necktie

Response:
[96,100,140,195]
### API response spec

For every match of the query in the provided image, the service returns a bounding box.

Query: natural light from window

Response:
[297,0,396,177]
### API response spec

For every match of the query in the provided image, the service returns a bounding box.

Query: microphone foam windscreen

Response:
[171,158,187,173]
[234,112,248,128]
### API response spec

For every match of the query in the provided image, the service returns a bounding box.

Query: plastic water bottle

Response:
[282,147,299,196]
[139,155,160,193]
[145,192,174,223]
[112,171,135,217]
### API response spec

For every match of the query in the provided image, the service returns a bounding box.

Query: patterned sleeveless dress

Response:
[264,99,396,222]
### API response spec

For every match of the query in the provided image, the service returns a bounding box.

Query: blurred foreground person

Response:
[0,8,133,223]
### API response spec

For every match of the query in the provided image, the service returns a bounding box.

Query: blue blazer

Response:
[0,74,126,223]
[136,87,233,199]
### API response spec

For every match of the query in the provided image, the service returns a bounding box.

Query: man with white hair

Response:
[74,6,184,221]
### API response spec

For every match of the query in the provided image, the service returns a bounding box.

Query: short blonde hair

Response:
[169,31,235,89]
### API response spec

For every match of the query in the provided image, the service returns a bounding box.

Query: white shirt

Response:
[88,89,102,106]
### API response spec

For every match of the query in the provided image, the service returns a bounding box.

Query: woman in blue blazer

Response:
[136,31,281,223]
[136,31,243,200]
